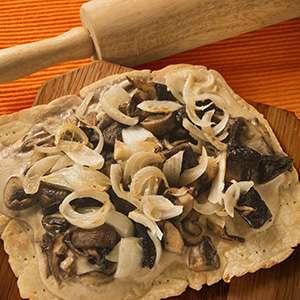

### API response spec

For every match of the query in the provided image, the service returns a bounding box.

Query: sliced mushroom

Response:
[42,214,69,236]
[126,77,156,99]
[141,113,176,137]
[134,223,156,269]
[79,126,99,149]
[206,216,244,242]
[161,142,188,159]
[85,248,117,276]
[182,145,198,170]
[255,155,292,184]
[178,210,203,246]
[154,83,176,100]
[98,113,114,130]
[108,189,136,215]
[187,236,220,272]
[69,224,120,250]
[164,187,194,219]
[227,144,292,184]
[37,182,71,215]
[163,222,184,254]
[102,121,124,146]
[41,234,71,282]
[236,187,272,229]
[4,176,36,210]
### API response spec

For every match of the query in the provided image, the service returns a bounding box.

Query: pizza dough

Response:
[0,65,299,300]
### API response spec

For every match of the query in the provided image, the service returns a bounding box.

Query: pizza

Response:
[0,65,299,300]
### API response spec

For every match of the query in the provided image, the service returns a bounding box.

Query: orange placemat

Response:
[0,1,300,117]
[0,0,89,115]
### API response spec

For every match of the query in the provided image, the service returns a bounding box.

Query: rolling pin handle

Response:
[0,27,94,84]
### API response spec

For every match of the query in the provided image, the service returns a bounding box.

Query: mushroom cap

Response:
[4,176,36,210]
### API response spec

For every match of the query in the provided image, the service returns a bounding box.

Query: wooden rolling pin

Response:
[0,0,300,83]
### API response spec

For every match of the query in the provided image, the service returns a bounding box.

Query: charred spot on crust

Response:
[134,223,156,269]
[236,187,272,229]
[154,83,176,101]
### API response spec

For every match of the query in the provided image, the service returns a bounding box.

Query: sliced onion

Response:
[105,210,134,237]
[75,92,94,118]
[42,164,110,191]
[23,155,60,194]
[122,126,154,145]
[179,147,208,186]
[208,152,226,204]
[35,145,61,155]
[55,123,88,146]
[110,164,140,208]
[183,118,226,151]
[129,210,163,240]
[114,237,144,279]
[59,189,111,229]
[76,256,104,275]
[101,85,138,126]
[59,142,104,169]
[163,151,183,186]
[114,140,160,161]
[106,242,120,262]
[193,199,223,215]
[223,180,254,217]
[130,166,169,197]
[148,231,162,266]
[50,155,74,172]
[124,152,164,183]
[217,131,229,141]
[137,100,182,113]
[142,195,183,221]
[213,111,229,135]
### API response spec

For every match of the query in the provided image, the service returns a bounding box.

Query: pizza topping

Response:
[114,237,144,278]
[3,67,295,284]
[101,85,139,126]
[163,150,184,186]
[137,100,182,113]
[141,195,183,222]
[23,155,61,194]
[236,187,272,229]
[187,236,220,272]
[177,210,203,246]
[206,215,244,242]
[141,113,177,137]
[59,190,112,229]
[163,221,184,254]
[4,176,36,210]
[134,223,157,269]
[69,224,120,250]
[42,215,70,236]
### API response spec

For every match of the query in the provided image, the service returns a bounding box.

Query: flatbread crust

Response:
[0,65,299,300]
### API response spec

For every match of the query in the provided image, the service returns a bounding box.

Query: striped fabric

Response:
[0,0,89,115]
[0,1,300,117]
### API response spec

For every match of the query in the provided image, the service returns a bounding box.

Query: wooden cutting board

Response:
[0,61,299,300]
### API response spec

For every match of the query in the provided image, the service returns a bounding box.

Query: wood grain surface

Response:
[0,60,299,300]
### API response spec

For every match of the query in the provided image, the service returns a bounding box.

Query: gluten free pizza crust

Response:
[0,65,299,300]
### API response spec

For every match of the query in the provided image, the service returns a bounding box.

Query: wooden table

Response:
[0,13,300,300]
